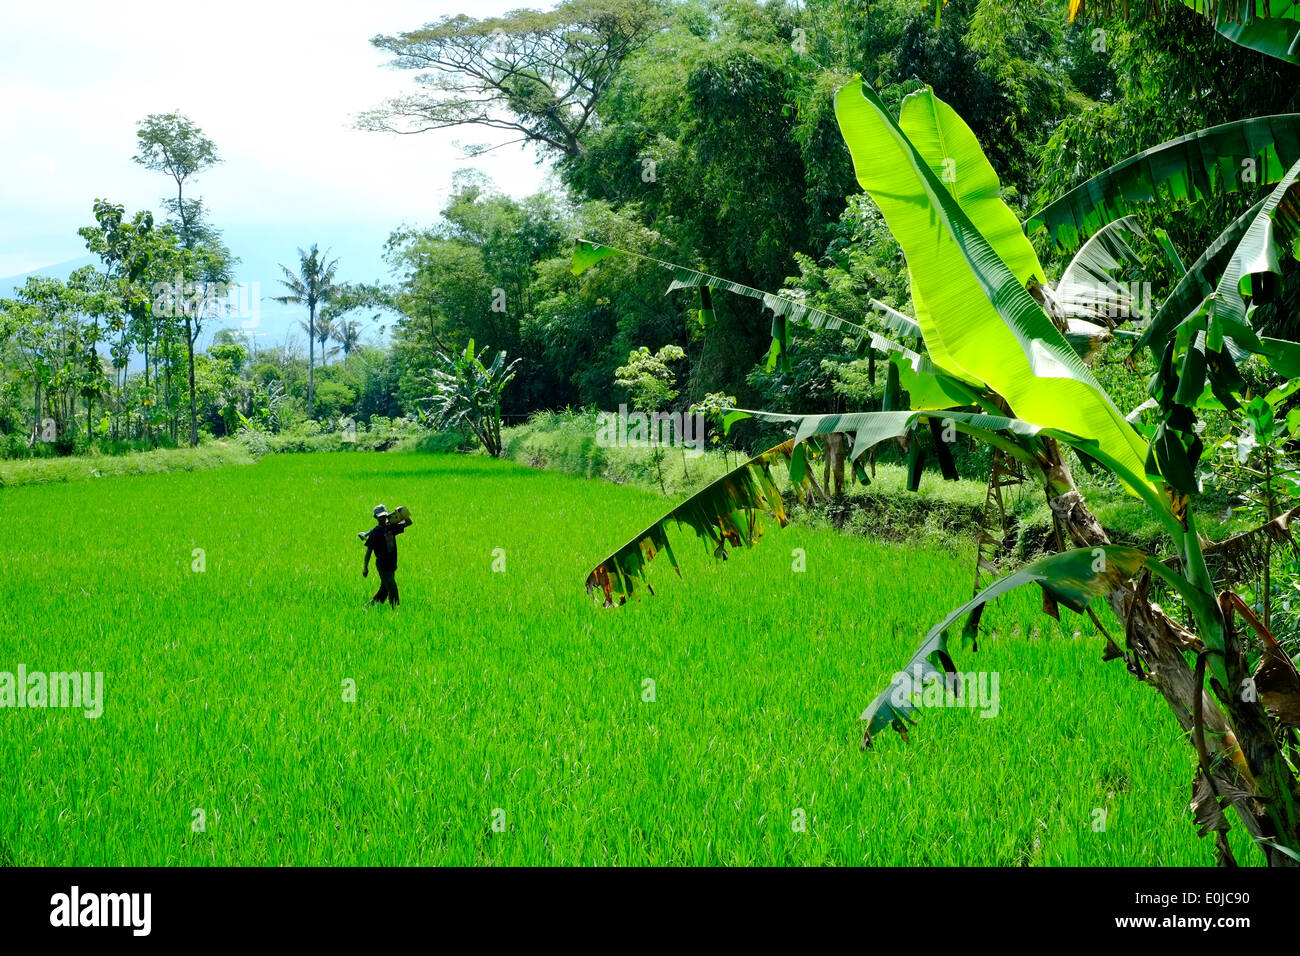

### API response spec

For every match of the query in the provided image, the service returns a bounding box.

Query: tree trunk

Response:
[308,304,316,420]
[164,329,174,442]
[823,432,846,497]
[186,314,198,447]
[1036,438,1300,866]
[145,336,157,444]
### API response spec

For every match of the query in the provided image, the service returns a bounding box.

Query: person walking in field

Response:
[362,504,412,607]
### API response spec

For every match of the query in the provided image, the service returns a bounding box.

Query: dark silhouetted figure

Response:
[363,504,412,607]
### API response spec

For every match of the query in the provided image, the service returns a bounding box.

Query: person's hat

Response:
[373,504,389,518]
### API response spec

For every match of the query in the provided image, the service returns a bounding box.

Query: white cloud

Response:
[0,0,552,275]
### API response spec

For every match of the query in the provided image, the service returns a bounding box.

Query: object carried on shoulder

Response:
[391,505,412,523]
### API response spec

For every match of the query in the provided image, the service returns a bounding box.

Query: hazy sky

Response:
[0,0,551,280]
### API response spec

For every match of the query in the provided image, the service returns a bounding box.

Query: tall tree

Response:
[66,265,113,442]
[133,112,221,249]
[133,112,226,441]
[273,245,339,419]
[180,239,236,445]
[361,0,663,163]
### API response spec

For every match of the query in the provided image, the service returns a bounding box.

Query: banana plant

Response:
[417,339,519,457]
[578,79,1300,864]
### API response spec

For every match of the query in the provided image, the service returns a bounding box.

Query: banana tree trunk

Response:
[1036,438,1299,866]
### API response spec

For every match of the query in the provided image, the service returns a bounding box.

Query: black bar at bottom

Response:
[0,865,1285,943]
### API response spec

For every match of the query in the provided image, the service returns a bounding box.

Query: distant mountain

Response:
[0,255,98,297]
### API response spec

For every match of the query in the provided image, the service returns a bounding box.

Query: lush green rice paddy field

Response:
[0,452,1248,865]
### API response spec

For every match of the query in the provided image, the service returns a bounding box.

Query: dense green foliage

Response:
[15,0,1299,463]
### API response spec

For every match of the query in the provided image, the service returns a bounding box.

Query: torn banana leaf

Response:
[1203,504,1300,585]
[1024,114,1300,251]
[723,405,1178,529]
[1253,628,1300,727]
[1151,158,1300,381]
[1053,215,1149,324]
[571,238,920,366]
[868,298,923,340]
[862,546,1154,745]
[1135,197,1268,356]
[585,439,813,607]
[858,629,957,746]
[726,407,1032,466]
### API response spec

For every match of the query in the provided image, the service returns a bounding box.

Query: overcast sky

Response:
[0,0,551,280]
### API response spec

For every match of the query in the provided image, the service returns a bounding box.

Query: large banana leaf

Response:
[1070,0,1300,66]
[726,407,1177,533]
[1136,197,1268,356]
[1161,158,1300,374]
[862,544,1224,743]
[900,88,1047,288]
[1025,115,1300,251]
[834,78,1160,507]
[1199,0,1300,65]
[1054,215,1150,324]
[897,87,1046,382]
[585,439,813,606]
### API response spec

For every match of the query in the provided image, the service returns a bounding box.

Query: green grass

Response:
[0,451,1254,865]
[0,441,252,488]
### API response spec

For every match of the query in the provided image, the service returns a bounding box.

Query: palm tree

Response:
[272,244,338,418]
[336,319,364,356]
[307,315,339,367]
[298,319,340,365]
